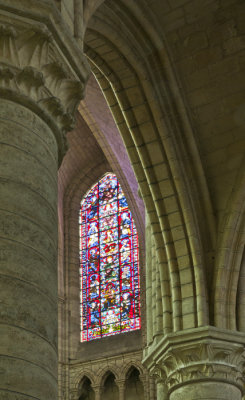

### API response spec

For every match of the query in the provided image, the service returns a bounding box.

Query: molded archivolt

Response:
[58,96,146,349]
[237,247,245,332]
[83,0,212,339]
[125,367,144,400]
[124,362,144,379]
[61,166,146,355]
[100,370,118,387]
[101,373,119,400]
[78,376,95,400]
[58,122,147,394]
[214,158,245,330]
[75,365,146,392]
[78,75,145,242]
[81,0,245,343]
[79,373,95,387]
[70,350,154,399]
[73,370,95,394]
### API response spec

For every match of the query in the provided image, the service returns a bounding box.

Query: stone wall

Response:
[68,350,155,400]
[58,83,147,399]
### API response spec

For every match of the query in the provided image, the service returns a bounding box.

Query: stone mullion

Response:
[146,213,153,346]
[158,255,172,336]
[151,228,157,340]
[58,296,67,400]
[149,375,157,400]
[155,262,163,338]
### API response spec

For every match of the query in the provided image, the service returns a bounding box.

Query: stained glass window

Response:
[79,173,141,341]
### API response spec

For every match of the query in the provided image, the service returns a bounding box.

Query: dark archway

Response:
[101,372,119,400]
[78,377,95,400]
[125,367,144,400]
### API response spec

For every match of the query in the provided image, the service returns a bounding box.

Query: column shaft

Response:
[157,381,168,400]
[0,100,58,399]
[117,384,125,400]
[170,382,241,400]
[0,2,89,399]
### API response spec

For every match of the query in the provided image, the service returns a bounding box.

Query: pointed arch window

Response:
[79,173,141,341]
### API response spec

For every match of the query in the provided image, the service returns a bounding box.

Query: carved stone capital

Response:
[163,342,245,392]
[91,384,103,393]
[143,327,245,395]
[91,384,103,400]
[150,364,167,384]
[0,1,90,163]
[115,378,126,390]
[69,389,78,400]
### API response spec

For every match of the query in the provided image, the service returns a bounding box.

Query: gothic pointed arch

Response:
[79,172,141,341]
[78,376,95,400]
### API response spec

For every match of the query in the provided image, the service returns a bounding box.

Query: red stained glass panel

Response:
[79,173,141,341]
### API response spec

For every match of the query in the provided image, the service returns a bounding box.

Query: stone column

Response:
[91,385,103,400]
[149,376,157,400]
[116,379,125,400]
[156,381,168,400]
[144,327,245,400]
[151,367,168,400]
[0,2,89,400]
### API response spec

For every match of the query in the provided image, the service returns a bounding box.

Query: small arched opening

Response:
[125,367,144,400]
[101,372,119,400]
[78,376,95,400]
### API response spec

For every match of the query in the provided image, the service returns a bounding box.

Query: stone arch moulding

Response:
[61,159,146,357]
[123,362,144,380]
[85,0,216,250]
[237,247,245,332]
[83,3,213,333]
[99,369,119,387]
[65,165,145,284]
[78,76,145,241]
[77,373,95,390]
[71,371,95,400]
[213,157,245,330]
[124,365,146,397]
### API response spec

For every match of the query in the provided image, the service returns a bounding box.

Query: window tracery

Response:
[79,173,141,341]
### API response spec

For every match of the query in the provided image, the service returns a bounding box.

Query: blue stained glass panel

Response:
[79,173,141,341]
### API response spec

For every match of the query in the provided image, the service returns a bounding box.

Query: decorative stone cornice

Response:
[143,326,245,395]
[0,2,90,164]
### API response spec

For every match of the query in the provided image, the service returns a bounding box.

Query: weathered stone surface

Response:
[0,1,245,400]
[170,382,241,400]
[144,327,245,399]
[0,3,89,400]
[0,99,58,399]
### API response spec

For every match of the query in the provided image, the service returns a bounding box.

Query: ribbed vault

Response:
[81,0,245,336]
[83,0,212,336]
